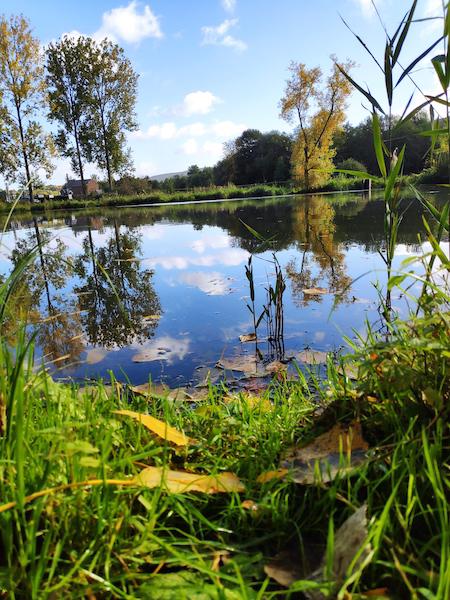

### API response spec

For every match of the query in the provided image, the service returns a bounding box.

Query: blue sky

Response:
[1,0,446,183]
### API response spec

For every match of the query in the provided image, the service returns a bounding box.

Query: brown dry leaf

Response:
[296,350,328,365]
[306,505,371,599]
[241,499,259,512]
[257,468,289,483]
[216,355,262,376]
[239,333,257,343]
[265,360,287,374]
[264,505,370,596]
[281,421,369,485]
[113,410,190,446]
[135,466,245,494]
[264,551,304,587]
[337,363,358,380]
[302,287,328,296]
[211,550,231,572]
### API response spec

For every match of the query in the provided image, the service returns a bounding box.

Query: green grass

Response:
[0,298,449,598]
[0,180,377,215]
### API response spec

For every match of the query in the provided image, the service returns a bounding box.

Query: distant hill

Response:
[149,171,187,182]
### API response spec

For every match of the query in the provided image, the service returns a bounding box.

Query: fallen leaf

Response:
[265,360,287,374]
[281,421,369,485]
[337,363,358,380]
[302,287,328,295]
[239,333,257,343]
[264,551,304,587]
[216,355,263,376]
[306,505,371,599]
[296,350,328,365]
[257,468,289,483]
[135,466,244,494]
[241,499,259,512]
[130,383,193,402]
[113,410,190,446]
[264,505,371,596]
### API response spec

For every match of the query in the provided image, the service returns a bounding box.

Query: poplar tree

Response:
[82,38,138,191]
[0,14,54,200]
[46,36,91,197]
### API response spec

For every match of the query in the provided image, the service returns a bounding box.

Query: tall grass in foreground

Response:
[0,3,450,599]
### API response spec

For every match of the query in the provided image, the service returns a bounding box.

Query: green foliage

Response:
[77,38,139,191]
[0,15,55,199]
[46,36,93,195]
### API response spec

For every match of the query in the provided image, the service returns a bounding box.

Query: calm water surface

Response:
[1,191,448,387]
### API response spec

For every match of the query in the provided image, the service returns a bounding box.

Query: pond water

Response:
[1,190,448,388]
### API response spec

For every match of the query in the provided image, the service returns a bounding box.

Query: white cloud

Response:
[143,248,249,270]
[201,19,247,52]
[210,120,245,138]
[352,0,376,18]
[191,234,230,253]
[133,119,246,141]
[201,141,224,160]
[131,335,190,364]
[222,0,236,13]
[422,0,445,34]
[94,1,163,44]
[181,139,199,155]
[135,159,159,176]
[180,91,220,116]
[180,271,231,295]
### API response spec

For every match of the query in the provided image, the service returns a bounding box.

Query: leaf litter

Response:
[264,504,371,596]
[257,421,369,485]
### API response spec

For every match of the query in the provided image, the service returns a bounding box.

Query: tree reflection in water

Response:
[9,218,83,367]
[286,196,352,306]
[73,219,161,349]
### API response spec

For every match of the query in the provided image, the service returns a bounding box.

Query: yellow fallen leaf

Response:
[113,409,190,446]
[135,466,245,494]
[257,468,289,483]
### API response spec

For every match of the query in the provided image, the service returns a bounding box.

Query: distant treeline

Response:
[111,112,444,196]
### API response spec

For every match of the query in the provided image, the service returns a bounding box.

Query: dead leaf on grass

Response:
[264,505,371,596]
[282,421,369,484]
[337,363,358,380]
[135,466,244,494]
[257,421,369,485]
[239,333,257,343]
[113,410,190,446]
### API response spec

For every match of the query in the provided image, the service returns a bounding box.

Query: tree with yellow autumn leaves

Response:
[280,58,354,189]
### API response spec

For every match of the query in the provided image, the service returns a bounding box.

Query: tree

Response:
[82,38,138,191]
[280,59,353,190]
[212,129,292,185]
[0,15,55,200]
[46,36,92,198]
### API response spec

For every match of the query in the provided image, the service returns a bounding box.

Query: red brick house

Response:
[63,179,100,198]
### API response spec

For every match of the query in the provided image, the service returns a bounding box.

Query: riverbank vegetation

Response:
[0,0,450,598]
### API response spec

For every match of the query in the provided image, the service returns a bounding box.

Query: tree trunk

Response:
[100,112,112,192]
[73,117,86,198]
[33,218,52,312]
[16,103,33,202]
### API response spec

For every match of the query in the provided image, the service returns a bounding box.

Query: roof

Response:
[66,179,98,188]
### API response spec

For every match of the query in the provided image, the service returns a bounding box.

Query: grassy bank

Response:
[0,178,371,215]
[0,268,449,598]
